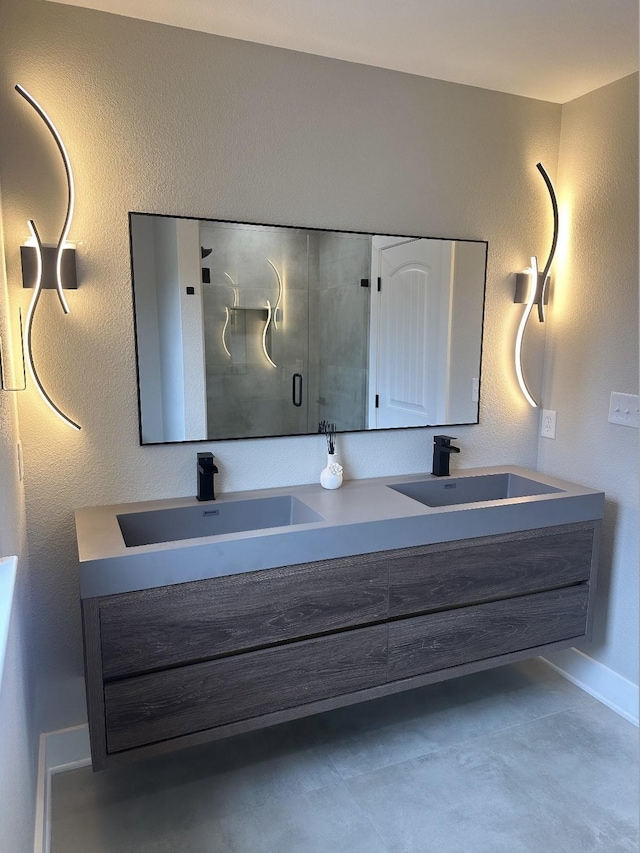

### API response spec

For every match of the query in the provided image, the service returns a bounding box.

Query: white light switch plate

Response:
[541,410,556,439]
[608,392,640,428]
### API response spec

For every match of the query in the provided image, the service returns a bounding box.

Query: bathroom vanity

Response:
[76,467,603,770]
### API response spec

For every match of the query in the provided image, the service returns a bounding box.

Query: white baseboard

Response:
[540,648,639,726]
[33,724,91,853]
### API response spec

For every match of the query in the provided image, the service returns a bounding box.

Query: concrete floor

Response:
[51,659,639,852]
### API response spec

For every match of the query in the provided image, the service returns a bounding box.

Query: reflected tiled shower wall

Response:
[201,223,370,439]
[315,233,370,432]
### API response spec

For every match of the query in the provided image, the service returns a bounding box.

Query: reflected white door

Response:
[376,239,453,428]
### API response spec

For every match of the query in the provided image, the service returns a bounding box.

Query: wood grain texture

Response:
[81,599,109,771]
[388,585,589,681]
[99,552,388,679]
[104,623,388,752]
[585,519,602,641]
[85,521,599,769]
[388,522,595,617]
[99,634,582,769]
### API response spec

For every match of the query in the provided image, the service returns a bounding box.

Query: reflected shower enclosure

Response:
[129,214,487,444]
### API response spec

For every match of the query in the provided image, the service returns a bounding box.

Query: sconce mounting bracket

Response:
[514,272,550,306]
[20,245,77,290]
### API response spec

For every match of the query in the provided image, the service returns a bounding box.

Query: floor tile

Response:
[348,742,548,853]
[347,701,638,853]
[476,700,639,850]
[311,659,590,779]
[89,783,389,853]
[51,723,339,853]
[50,662,637,853]
[187,783,389,853]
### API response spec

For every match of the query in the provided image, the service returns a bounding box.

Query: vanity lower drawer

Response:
[388,584,589,681]
[99,552,388,679]
[388,522,594,618]
[104,623,388,752]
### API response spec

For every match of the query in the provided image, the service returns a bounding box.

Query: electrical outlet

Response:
[608,392,640,428]
[541,409,557,439]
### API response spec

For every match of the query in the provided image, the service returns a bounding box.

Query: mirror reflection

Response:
[129,214,487,444]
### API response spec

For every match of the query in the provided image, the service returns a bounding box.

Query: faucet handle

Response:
[197,451,217,472]
[434,434,457,446]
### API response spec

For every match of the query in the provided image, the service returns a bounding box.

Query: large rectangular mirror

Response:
[129,214,487,444]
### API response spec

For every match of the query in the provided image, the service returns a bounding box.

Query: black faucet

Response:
[197,452,218,501]
[432,435,460,477]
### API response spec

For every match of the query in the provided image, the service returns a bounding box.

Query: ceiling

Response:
[50,0,638,103]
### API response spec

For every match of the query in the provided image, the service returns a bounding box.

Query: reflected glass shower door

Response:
[201,222,310,440]
[313,231,371,433]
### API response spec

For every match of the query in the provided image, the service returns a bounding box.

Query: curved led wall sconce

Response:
[513,162,559,408]
[223,272,240,309]
[219,272,238,359]
[3,84,81,430]
[261,259,284,367]
[262,300,277,368]
[514,255,540,408]
[267,259,283,329]
[221,307,232,358]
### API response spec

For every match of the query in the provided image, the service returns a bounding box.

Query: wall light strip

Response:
[221,307,231,358]
[262,301,277,368]
[514,256,539,408]
[24,220,81,431]
[223,272,239,307]
[15,84,74,315]
[267,259,283,329]
[535,162,558,323]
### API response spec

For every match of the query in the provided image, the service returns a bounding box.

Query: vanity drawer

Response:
[104,623,388,752]
[388,522,594,618]
[99,552,388,679]
[388,584,589,681]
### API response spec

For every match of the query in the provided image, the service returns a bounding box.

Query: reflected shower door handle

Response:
[292,373,303,407]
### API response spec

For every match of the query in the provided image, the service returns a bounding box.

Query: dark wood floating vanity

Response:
[81,515,600,771]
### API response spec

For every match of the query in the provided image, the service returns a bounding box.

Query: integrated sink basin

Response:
[117,495,325,547]
[388,473,564,508]
[76,466,604,599]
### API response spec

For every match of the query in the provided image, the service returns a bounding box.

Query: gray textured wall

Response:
[540,74,639,699]
[0,0,562,734]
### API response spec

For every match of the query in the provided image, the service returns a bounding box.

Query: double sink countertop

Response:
[75,465,604,599]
